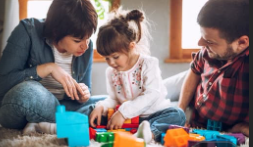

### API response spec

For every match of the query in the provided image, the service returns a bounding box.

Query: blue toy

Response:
[207,119,223,131]
[56,105,89,147]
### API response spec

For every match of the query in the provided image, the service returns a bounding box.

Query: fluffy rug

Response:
[0,125,249,147]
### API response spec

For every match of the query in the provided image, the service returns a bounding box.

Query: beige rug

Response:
[0,125,249,147]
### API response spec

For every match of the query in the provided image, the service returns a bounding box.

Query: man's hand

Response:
[229,122,249,137]
[89,105,104,127]
[107,111,125,130]
[77,83,90,103]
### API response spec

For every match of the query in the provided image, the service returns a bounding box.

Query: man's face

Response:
[198,27,238,61]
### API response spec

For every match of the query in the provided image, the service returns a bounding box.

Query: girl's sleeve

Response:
[118,57,164,119]
[0,20,41,100]
[95,67,118,116]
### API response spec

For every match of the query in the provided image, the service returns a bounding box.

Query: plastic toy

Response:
[56,105,89,147]
[207,119,222,131]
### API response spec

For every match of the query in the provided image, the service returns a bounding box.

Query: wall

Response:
[91,0,190,95]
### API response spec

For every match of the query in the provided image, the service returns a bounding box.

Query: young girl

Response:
[89,9,186,143]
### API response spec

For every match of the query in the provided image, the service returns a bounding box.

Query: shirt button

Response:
[30,64,32,67]
[30,76,33,79]
[72,71,75,74]
[217,70,221,73]
[208,82,212,86]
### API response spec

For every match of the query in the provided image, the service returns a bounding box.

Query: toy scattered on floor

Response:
[95,105,139,134]
[96,131,145,147]
[55,106,245,147]
[56,105,89,147]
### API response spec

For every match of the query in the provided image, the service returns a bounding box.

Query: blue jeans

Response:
[0,81,106,129]
[140,107,186,142]
[79,105,186,142]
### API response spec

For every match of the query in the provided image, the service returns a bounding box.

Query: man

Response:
[178,0,249,137]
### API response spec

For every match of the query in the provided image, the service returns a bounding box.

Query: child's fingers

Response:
[97,115,101,126]
[89,115,96,127]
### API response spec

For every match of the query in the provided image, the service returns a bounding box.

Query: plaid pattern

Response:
[189,48,249,129]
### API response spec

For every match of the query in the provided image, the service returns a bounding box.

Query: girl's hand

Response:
[107,111,125,130]
[77,83,90,103]
[50,64,83,100]
[90,105,104,127]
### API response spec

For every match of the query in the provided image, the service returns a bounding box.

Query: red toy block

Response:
[122,124,139,128]
[89,127,97,140]
[131,116,139,124]
[96,125,107,129]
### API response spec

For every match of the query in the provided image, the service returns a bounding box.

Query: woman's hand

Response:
[77,83,90,103]
[107,111,125,130]
[37,63,84,100]
[90,105,104,127]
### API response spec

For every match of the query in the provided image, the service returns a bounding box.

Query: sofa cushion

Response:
[163,70,188,101]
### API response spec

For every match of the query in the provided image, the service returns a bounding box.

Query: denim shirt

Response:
[0,18,93,103]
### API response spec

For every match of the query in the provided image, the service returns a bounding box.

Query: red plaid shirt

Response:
[190,48,249,129]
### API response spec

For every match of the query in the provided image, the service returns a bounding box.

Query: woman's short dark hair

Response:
[197,0,249,43]
[44,0,98,43]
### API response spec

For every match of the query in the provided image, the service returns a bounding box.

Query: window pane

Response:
[90,0,109,49]
[27,1,52,19]
[182,0,208,49]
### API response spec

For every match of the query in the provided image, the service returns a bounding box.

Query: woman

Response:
[0,0,105,134]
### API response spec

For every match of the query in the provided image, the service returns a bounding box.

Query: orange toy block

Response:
[124,119,131,124]
[113,132,145,147]
[108,108,115,121]
[108,129,127,132]
[164,128,189,147]
[189,133,205,141]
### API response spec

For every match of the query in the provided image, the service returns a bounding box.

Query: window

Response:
[165,0,207,63]
[18,0,120,62]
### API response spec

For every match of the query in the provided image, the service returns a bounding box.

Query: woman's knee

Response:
[1,81,56,106]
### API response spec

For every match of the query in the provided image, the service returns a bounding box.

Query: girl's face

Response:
[54,35,90,57]
[104,51,139,71]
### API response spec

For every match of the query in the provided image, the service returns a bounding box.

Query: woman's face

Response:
[54,35,90,57]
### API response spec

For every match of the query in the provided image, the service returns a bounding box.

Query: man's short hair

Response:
[197,0,249,43]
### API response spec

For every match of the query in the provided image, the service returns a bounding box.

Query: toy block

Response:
[216,134,237,145]
[96,125,107,129]
[191,129,220,140]
[108,108,114,121]
[164,128,189,147]
[113,132,145,147]
[95,132,114,143]
[115,105,120,111]
[161,133,165,145]
[169,125,190,133]
[89,127,96,140]
[122,123,139,128]
[94,128,107,133]
[207,119,222,131]
[131,116,139,124]
[56,105,89,147]
[108,129,127,132]
[124,119,131,124]
[226,133,245,145]
[129,128,137,134]
[189,133,205,141]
